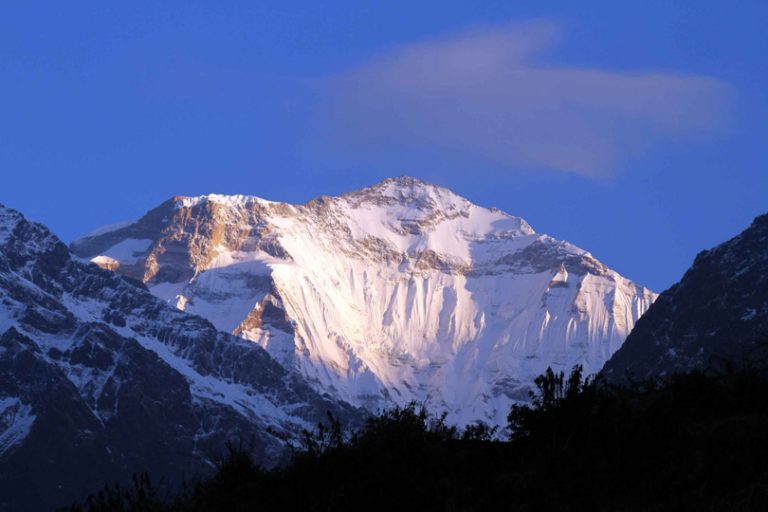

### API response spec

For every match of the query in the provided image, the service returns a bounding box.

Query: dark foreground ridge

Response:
[68,364,768,512]
[603,213,768,381]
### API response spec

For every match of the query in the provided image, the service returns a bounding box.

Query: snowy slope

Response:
[0,204,359,511]
[73,177,657,425]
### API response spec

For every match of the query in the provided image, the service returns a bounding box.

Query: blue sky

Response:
[1,1,766,292]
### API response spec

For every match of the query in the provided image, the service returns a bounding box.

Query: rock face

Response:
[0,205,359,512]
[602,213,768,382]
[72,177,657,425]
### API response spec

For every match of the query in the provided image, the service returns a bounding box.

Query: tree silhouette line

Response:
[66,362,768,511]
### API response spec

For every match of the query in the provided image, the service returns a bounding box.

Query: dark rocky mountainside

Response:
[602,213,768,381]
[0,205,360,511]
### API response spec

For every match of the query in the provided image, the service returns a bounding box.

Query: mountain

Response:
[0,204,359,512]
[72,177,656,425]
[602,213,768,381]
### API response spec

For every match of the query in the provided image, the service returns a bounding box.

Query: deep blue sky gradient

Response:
[1,1,766,291]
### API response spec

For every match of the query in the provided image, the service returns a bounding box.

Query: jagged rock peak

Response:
[0,203,28,237]
[0,203,66,258]
[346,175,456,199]
[0,203,21,243]
[343,175,505,215]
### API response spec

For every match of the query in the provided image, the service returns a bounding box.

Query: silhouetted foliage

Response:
[64,473,162,512]
[69,367,768,511]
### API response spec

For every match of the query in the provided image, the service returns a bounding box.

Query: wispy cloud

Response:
[315,21,733,177]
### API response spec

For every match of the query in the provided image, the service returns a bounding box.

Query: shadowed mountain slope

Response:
[602,213,768,381]
[0,204,359,511]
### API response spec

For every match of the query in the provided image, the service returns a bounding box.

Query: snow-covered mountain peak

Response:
[0,203,65,261]
[344,176,466,208]
[174,193,277,210]
[72,178,657,425]
[339,176,532,232]
[307,177,536,265]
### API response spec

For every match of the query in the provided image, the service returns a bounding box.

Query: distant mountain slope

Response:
[73,177,656,425]
[602,213,768,381]
[0,204,358,512]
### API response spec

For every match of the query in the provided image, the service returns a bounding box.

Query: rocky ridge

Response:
[602,213,768,381]
[0,204,359,511]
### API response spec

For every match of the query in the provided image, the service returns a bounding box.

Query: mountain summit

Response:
[72,178,656,424]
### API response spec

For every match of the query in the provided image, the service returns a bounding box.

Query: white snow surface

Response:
[91,238,153,265]
[84,177,658,425]
[176,194,276,209]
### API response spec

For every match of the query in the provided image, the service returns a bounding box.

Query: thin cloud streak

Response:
[316,22,733,177]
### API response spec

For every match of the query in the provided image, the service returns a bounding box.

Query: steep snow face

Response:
[73,177,657,425]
